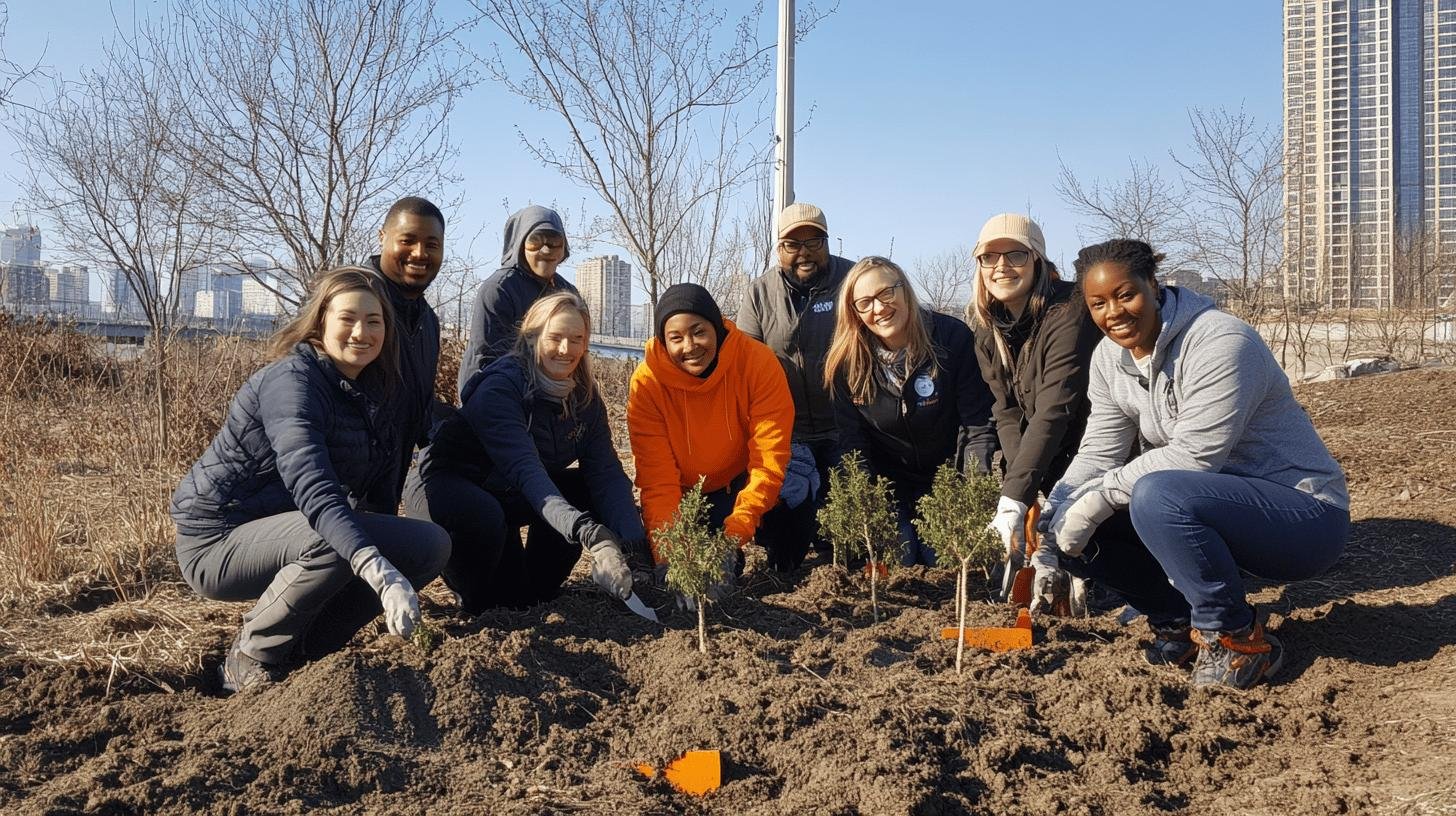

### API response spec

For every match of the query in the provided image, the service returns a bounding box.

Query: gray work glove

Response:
[990,496,1028,600]
[1028,543,1069,615]
[584,525,633,600]
[1049,490,1115,557]
[704,547,739,603]
[779,443,820,509]
[349,546,420,638]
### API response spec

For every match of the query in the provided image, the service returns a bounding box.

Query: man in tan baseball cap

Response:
[737,201,856,572]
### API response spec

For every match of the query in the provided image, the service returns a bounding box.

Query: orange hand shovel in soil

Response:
[939,608,1032,651]
[635,750,721,796]
[1008,504,1071,616]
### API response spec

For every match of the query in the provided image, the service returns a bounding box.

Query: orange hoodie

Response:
[628,319,794,559]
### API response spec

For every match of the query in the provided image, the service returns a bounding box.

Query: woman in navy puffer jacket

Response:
[172,267,450,693]
[405,292,643,613]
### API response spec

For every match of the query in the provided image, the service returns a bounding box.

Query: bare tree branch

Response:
[911,246,973,315]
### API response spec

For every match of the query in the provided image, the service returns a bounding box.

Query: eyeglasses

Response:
[852,282,904,313]
[525,234,566,251]
[778,237,827,253]
[977,250,1031,268]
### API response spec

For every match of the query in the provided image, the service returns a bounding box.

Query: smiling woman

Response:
[170,266,450,693]
[405,292,644,613]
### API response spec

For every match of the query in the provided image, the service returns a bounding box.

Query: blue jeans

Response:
[894,481,936,567]
[1061,470,1349,632]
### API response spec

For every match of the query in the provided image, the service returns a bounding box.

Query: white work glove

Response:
[1049,490,1116,557]
[349,546,420,638]
[989,496,1028,600]
[584,525,633,600]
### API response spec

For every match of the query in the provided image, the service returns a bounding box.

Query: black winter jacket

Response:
[421,355,645,544]
[170,343,398,561]
[367,256,441,508]
[737,255,854,445]
[971,279,1101,506]
[832,311,996,488]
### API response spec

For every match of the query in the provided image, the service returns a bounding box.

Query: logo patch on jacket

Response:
[812,300,833,313]
[913,373,936,399]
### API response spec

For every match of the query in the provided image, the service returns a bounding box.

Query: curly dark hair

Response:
[1072,239,1165,287]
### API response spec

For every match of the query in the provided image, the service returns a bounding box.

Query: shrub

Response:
[655,478,735,654]
[817,452,900,622]
[914,463,1001,673]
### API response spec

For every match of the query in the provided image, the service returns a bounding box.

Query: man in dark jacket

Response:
[738,202,854,565]
[366,196,445,509]
[455,205,579,397]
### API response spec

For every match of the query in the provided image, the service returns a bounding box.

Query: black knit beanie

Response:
[654,283,727,344]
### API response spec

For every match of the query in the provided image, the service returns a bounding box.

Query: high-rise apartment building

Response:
[575,255,633,337]
[1284,0,1456,308]
[241,275,283,317]
[0,225,42,267]
[101,269,139,316]
[46,264,89,309]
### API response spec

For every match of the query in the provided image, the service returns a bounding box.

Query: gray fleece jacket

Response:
[1051,286,1348,511]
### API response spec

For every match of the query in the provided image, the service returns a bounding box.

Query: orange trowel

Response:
[635,750,721,795]
[939,607,1033,651]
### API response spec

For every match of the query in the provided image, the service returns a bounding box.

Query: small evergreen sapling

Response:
[913,463,1001,673]
[817,452,901,622]
[656,477,736,654]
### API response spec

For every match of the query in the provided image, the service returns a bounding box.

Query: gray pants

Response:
[176,511,450,664]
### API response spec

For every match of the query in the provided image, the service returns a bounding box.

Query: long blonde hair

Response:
[822,256,936,403]
[512,291,598,411]
[966,248,1060,372]
[268,266,399,388]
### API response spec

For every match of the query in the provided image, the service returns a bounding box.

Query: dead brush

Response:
[0,463,84,595]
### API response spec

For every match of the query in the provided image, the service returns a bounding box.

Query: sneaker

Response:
[220,640,277,693]
[1190,621,1284,690]
[1143,621,1198,668]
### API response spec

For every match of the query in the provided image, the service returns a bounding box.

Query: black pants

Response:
[756,438,836,570]
[404,467,590,612]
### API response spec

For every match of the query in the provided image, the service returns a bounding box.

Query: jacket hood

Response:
[643,318,746,394]
[500,205,570,270]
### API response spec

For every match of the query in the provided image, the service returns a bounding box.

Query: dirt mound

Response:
[1,369,1454,815]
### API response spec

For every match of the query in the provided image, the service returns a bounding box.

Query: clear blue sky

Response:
[0,0,1282,298]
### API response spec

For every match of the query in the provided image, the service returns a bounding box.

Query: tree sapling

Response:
[655,478,736,654]
[914,463,1001,673]
[817,452,901,622]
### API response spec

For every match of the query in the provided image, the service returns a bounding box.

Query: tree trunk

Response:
[697,599,708,655]
[152,329,169,459]
[956,558,970,674]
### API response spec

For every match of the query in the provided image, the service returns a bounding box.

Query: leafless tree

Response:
[469,0,827,308]
[911,245,973,315]
[1171,107,1284,323]
[161,0,475,304]
[11,34,225,455]
[1055,155,1187,259]
[0,3,44,108]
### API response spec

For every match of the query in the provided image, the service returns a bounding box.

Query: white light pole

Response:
[772,0,795,227]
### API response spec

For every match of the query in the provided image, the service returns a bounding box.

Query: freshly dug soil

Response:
[2,368,1454,815]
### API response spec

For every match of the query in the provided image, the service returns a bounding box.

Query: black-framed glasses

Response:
[977,250,1031,268]
[852,282,904,313]
[778,236,827,253]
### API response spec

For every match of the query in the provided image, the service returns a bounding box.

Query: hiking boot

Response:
[1143,621,1198,668]
[1190,621,1284,690]
[220,639,277,693]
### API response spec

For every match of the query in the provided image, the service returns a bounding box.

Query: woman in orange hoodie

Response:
[628,283,794,587]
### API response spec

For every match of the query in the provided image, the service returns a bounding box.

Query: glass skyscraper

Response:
[1284,0,1456,308]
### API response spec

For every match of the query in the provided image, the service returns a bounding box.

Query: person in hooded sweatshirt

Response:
[1041,239,1349,691]
[822,256,997,567]
[627,284,794,592]
[456,205,579,398]
[406,292,640,611]
[172,267,451,693]
[365,196,445,508]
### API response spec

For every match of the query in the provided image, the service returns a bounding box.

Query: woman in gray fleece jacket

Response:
[1042,239,1349,691]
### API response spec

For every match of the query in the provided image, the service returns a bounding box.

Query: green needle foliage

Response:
[914,463,1001,673]
[655,477,735,654]
[411,619,443,657]
[818,452,901,622]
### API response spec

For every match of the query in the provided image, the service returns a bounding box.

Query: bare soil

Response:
[2,368,1454,815]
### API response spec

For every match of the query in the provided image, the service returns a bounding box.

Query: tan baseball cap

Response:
[778,202,828,238]
[974,213,1047,259]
